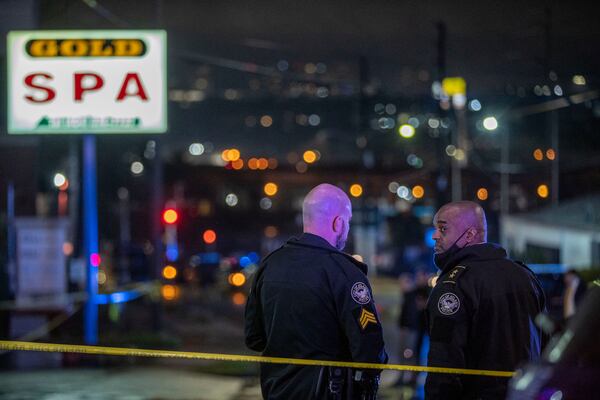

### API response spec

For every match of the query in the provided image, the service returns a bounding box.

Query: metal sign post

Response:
[83,135,99,344]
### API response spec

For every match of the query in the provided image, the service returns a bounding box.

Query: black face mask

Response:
[433,228,470,269]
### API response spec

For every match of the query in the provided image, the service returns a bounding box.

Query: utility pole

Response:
[151,0,165,332]
[435,21,449,207]
[358,55,370,135]
[545,6,560,207]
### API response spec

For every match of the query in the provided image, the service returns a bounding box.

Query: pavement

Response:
[0,366,422,400]
[0,367,252,400]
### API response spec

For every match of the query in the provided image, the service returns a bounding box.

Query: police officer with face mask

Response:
[425,201,546,400]
[245,184,387,399]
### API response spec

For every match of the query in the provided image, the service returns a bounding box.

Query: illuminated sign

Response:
[7,30,167,134]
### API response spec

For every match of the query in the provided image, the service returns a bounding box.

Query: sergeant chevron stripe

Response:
[359,308,377,329]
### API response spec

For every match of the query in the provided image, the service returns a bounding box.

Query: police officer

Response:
[425,201,546,400]
[245,183,388,399]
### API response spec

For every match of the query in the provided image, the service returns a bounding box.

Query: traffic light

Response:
[203,229,217,244]
[162,208,178,224]
[162,206,179,262]
[162,265,177,280]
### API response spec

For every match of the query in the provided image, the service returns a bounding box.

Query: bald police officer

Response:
[425,201,546,400]
[245,183,388,399]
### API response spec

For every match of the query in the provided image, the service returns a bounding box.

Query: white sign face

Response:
[7,30,167,134]
[15,218,68,299]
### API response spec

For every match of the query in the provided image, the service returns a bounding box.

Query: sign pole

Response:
[83,135,98,344]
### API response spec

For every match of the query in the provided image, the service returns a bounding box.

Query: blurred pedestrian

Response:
[425,201,546,400]
[245,183,388,399]
[394,271,430,388]
[563,269,587,321]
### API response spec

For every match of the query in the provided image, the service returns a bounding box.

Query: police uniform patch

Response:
[351,282,371,304]
[352,306,379,332]
[358,308,377,330]
[438,292,460,315]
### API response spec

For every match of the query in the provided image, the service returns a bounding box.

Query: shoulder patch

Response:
[351,282,371,304]
[442,265,467,284]
[352,305,379,332]
[437,292,460,315]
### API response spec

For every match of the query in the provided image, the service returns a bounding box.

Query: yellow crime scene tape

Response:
[0,340,514,378]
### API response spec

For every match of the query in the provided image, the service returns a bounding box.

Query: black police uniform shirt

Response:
[425,243,546,400]
[245,233,388,400]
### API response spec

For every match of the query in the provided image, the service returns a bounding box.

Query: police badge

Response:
[438,292,460,315]
[351,282,371,304]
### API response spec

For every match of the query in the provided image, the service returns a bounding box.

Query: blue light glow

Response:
[166,246,179,262]
[240,256,252,268]
[248,252,260,263]
[95,290,142,305]
[424,228,436,248]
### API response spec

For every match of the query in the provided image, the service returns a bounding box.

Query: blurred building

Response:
[501,194,600,268]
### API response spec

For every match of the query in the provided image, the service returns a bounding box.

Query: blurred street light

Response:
[188,143,204,156]
[162,265,177,280]
[203,229,217,244]
[161,284,179,301]
[398,124,415,138]
[229,272,246,287]
[476,188,489,201]
[349,184,363,197]
[483,117,498,131]
[130,161,144,175]
[264,182,278,196]
[162,208,178,224]
[412,185,425,199]
[303,150,317,163]
[53,173,67,188]
[537,184,549,198]
[225,193,238,207]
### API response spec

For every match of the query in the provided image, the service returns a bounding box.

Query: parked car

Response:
[507,281,600,399]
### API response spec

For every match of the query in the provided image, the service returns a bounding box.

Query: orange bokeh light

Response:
[264,182,278,196]
[162,265,177,280]
[476,188,488,201]
[264,225,278,238]
[303,150,317,164]
[232,158,244,170]
[161,284,178,301]
[203,229,217,244]
[248,158,258,170]
[412,185,425,199]
[228,148,241,162]
[232,292,247,306]
[230,272,246,287]
[257,158,269,170]
[349,184,363,197]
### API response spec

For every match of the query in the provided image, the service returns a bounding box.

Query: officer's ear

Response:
[332,215,342,233]
[465,228,477,243]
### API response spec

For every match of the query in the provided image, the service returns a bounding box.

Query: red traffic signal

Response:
[203,229,217,244]
[162,208,179,224]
